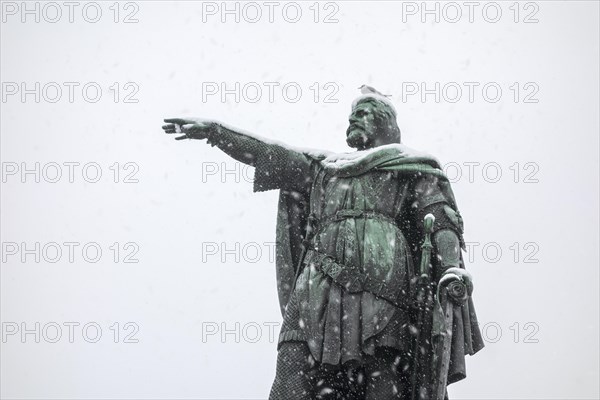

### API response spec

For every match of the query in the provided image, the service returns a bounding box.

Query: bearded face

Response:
[346,100,400,150]
[346,102,378,150]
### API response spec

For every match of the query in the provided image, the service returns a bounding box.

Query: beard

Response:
[346,126,372,150]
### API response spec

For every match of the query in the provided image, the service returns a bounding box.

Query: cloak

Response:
[272,144,484,386]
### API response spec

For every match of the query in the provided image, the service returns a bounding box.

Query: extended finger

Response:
[164,118,191,125]
[175,135,189,140]
[163,126,181,134]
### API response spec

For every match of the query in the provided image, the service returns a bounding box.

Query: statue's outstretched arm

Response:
[163,118,278,166]
[162,118,313,192]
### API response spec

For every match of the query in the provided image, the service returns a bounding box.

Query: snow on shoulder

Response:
[322,143,439,171]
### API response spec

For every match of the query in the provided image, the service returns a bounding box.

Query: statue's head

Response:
[346,95,401,150]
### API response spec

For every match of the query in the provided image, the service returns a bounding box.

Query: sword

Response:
[410,213,435,400]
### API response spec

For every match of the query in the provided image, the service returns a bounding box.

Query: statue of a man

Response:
[162,93,484,399]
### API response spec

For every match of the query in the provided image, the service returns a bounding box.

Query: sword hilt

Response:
[424,213,435,234]
[419,213,436,277]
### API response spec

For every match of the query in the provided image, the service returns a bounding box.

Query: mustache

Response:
[346,123,365,133]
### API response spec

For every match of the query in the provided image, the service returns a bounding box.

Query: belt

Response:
[303,248,406,309]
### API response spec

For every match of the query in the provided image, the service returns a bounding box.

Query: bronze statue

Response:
[162,91,484,399]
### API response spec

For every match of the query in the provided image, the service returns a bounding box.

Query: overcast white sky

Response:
[1,1,599,399]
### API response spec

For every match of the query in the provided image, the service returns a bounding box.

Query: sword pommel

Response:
[424,213,435,234]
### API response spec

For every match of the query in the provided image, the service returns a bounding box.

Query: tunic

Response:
[259,152,420,366]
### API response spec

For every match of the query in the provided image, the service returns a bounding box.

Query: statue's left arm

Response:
[412,173,485,386]
[413,174,464,280]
